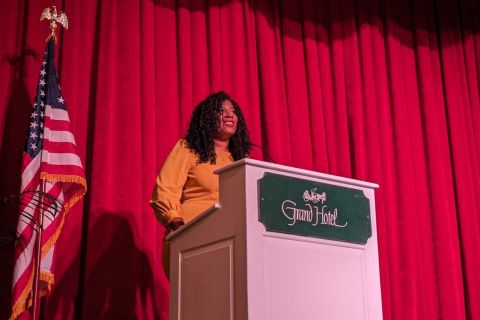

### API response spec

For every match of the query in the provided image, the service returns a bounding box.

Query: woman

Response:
[150,91,252,233]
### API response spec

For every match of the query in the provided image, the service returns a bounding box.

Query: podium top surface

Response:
[216,158,379,189]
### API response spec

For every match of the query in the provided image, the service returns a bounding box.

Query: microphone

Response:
[251,143,277,164]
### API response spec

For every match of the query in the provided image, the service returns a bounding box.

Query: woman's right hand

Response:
[168,217,185,231]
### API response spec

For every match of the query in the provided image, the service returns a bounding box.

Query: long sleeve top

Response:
[150,139,234,227]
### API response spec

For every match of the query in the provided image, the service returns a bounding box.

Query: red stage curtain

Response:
[0,0,479,319]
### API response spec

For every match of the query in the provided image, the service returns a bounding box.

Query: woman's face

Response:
[217,100,238,140]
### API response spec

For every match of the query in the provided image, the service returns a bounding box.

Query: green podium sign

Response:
[258,173,372,244]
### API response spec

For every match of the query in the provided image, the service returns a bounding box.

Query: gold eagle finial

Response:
[40,6,68,39]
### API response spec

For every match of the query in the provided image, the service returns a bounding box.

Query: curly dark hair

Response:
[185,91,252,164]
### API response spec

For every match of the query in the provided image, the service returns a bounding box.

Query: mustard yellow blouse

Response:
[150,139,234,226]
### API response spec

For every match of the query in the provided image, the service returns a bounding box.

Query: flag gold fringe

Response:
[9,270,34,320]
[9,269,54,320]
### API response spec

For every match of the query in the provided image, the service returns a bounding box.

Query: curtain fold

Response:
[0,0,479,319]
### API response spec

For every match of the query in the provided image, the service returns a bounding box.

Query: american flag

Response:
[10,38,86,320]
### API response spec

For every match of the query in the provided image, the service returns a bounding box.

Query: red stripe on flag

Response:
[43,118,72,131]
[11,257,34,301]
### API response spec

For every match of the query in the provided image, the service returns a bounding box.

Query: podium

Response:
[166,159,383,320]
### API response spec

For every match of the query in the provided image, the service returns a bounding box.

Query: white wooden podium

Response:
[166,159,383,320]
